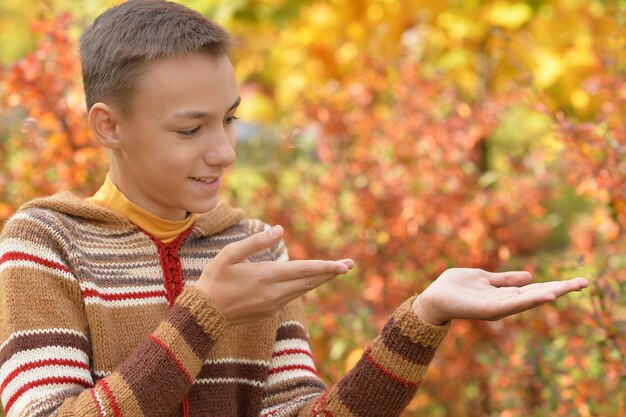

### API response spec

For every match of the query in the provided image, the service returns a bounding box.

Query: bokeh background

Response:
[1,0,625,416]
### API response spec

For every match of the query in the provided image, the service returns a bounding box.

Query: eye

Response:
[177,126,200,136]
[224,115,239,125]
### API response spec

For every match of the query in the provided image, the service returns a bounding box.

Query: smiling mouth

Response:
[189,176,219,184]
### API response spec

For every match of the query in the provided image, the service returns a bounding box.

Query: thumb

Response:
[219,225,284,264]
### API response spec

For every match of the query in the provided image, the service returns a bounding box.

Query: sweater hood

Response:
[18,192,246,238]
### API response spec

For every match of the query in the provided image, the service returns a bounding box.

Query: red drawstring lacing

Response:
[143,226,194,417]
[182,396,189,417]
[144,227,194,307]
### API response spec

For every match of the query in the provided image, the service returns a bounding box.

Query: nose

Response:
[203,126,236,167]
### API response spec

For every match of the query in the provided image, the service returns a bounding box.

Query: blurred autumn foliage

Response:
[1,1,625,416]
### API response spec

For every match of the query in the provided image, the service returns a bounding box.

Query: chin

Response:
[187,196,219,214]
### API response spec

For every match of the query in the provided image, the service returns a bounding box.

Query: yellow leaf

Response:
[533,48,563,88]
[436,11,480,41]
[336,41,358,65]
[376,231,390,245]
[486,1,533,30]
[344,348,363,370]
[570,88,590,110]
[367,4,385,22]
[239,91,276,122]
[564,37,597,68]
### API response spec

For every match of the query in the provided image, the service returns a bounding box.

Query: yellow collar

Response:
[86,175,198,243]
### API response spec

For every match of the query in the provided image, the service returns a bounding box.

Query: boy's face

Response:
[110,52,239,220]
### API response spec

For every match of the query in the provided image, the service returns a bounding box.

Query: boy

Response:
[0,1,588,416]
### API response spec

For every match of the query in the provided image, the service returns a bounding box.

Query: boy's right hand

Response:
[196,225,354,325]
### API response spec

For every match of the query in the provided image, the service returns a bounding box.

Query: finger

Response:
[336,258,355,269]
[219,225,284,263]
[488,290,556,320]
[274,272,339,305]
[487,279,589,320]
[519,277,589,298]
[270,259,351,282]
[488,271,533,288]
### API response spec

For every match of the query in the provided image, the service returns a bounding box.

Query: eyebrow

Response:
[171,96,241,119]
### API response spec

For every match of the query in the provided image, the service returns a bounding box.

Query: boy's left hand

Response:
[411,268,589,326]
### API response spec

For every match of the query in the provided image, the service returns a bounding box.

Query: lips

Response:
[189,176,222,192]
[189,176,219,184]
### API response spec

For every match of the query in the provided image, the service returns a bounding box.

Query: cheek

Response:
[163,144,206,170]
[229,128,237,148]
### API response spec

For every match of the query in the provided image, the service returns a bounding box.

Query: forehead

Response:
[131,52,238,115]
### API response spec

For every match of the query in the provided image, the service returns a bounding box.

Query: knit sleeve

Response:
[258,239,450,417]
[301,296,449,417]
[0,211,226,417]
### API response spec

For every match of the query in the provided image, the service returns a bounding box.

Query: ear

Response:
[88,102,122,149]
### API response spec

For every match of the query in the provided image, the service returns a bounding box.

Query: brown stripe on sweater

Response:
[81,274,166,287]
[336,354,418,417]
[71,225,142,242]
[261,393,318,417]
[380,318,437,366]
[236,220,277,262]
[261,378,326,408]
[368,340,429,384]
[75,249,151,262]
[116,337,192,416]
[73,222,140,237]
[187,382,264,417]
[322,389,357,417]
[270,236,287,258]
[106,372,144,416]
[180,241,222,259]
[263,376,326,396]
[154,321,203,377]
[78,251,161,266]
[3,209,73,249]
[168,303,216,358]
[25,385,83,417]
[276,323,308,341]
[182,234,248,252]
[197,361,268,383]
[0,331,90,364]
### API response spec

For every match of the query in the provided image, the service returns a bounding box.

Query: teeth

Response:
[191,176,217,183]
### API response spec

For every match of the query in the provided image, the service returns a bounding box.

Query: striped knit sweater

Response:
[0,193,449,417]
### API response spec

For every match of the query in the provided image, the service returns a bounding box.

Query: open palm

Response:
[412,268,589,325]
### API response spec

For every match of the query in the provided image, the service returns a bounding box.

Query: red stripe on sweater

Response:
[90,388,107,417]
[307,392,333,417]
[0,251,70,273]
[4,376,92,414]
[363,349,421,387]
[99,379,123,417]
[261,392,331,417]
[0,358,90,395]
[268,364,317,376]
[272,349,313,359]
[149,334,192,383]
[82,288,167,301]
